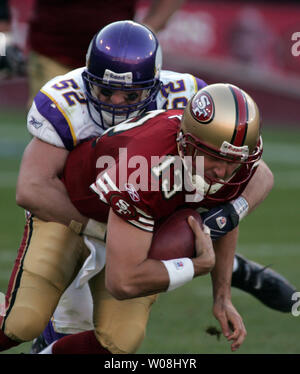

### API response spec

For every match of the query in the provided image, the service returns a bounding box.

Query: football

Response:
[148,208,202,260]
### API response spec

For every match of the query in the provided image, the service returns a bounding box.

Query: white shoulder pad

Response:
[30,67,99,150]
[27,102,65,148]
[160,70,199,91]
[157,70,206,110]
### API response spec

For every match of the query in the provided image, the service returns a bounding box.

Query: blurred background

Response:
[0,0,299,354]
[136,0,300,127]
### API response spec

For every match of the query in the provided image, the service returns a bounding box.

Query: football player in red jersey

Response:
[0,21,295,354]
[1,83,261,353]
[22,21,295,348]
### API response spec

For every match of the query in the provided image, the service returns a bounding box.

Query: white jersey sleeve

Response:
[27,101,65,148]
[27,67,102,150]
[156,70,207,110]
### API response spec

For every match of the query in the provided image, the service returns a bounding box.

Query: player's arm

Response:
[240,159,274,214]
[141,0,185,32]
[105,209,215,300]
[201,160,274,239]
[210,227,247,351]
[16,136,88,227]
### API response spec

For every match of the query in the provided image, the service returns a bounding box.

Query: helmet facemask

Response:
[83,70,162,128]
[177,129,263,201]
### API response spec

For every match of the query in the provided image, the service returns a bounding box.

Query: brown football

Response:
[148,208,202,260]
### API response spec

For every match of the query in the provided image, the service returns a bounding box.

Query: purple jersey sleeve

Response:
[195,77,207,90]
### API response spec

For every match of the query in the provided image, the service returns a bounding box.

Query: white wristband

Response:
[162,258,195,292]
[230,196,249,221]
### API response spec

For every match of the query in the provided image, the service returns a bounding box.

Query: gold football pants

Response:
[1,216,157,353]
[27,52,71,106]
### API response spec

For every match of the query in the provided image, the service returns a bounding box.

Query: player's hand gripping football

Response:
[188,216,215,276]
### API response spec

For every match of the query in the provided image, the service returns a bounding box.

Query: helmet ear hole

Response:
[82,21,162,129]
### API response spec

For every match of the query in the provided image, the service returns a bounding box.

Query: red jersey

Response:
[62,110,257,232]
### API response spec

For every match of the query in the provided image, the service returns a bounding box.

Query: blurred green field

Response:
[0,110,299,354]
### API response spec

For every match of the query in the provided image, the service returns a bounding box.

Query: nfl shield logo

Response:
[216,216,227,229]
[174,260,184,270]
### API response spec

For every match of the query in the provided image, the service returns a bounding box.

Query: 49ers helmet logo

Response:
[190,91,214,124]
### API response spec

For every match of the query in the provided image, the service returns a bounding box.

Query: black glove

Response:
[200,203,240,240]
